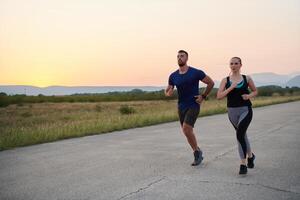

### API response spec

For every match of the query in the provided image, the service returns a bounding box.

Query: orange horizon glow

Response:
[1,0,300,87]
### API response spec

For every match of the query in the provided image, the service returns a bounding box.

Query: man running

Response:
[165,50,214,166]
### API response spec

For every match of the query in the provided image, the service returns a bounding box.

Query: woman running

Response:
[217,57,258,175]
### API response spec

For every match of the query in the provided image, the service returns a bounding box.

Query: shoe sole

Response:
[191,157,204,166]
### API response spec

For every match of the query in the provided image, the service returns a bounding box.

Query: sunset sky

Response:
[0,0,299,87]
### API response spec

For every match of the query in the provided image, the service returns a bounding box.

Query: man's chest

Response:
[173,74,197,87]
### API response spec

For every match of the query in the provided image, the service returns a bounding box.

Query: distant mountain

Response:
[212,72,300,88]
[250,72,300,87]
[286,75,300,87]
[1,72,299,96]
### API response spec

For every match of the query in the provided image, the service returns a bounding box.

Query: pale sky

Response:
[0,0,299,87]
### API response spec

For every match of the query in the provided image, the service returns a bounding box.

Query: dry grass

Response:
[1,95,299,150]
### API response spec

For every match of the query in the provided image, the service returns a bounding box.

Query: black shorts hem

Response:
[178,107,200,128]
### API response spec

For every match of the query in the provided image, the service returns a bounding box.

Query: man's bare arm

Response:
[201,75,215,97]
[164,85,174,96]
[195,75,215,104]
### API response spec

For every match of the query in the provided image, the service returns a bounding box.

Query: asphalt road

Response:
[0,101,300,200]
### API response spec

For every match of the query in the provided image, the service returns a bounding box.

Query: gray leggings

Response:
[227,106,253,159]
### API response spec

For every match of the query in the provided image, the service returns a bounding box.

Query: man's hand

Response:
[165,85,174,97]
[194,95,204,104]
[200,75,214,100]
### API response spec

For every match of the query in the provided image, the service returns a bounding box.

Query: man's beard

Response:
[178,60,186,67]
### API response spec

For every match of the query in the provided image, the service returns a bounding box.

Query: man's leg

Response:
[181,107,200,149]
[180,107,202,166]
[182,123,198,151]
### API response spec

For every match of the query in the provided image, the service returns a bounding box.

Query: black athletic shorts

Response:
[178,107,200,127]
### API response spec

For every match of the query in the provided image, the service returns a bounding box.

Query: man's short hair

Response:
[178,50,188,57]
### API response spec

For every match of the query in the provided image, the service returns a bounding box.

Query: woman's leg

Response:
[245,133,253,157]
[236,107,253,164]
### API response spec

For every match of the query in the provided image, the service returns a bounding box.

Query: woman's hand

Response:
[217,78,234,100]
[230,80,238,89]
[241,94,250,100]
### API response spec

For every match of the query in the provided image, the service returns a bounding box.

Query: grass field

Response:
[1,95,300,150]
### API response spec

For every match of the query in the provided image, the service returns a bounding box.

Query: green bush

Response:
[0,94,9,107]
[119,105,135,115]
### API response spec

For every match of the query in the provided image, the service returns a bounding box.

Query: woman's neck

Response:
[231,71,241,77]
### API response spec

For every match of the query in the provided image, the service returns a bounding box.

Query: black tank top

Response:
[225,75,252,107]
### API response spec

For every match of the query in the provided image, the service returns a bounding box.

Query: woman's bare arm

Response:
[216,78,237,100]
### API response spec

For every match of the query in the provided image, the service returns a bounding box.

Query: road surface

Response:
[0,101,300,200]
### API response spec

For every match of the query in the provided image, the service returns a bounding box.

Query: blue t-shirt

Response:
[168,66,206,111]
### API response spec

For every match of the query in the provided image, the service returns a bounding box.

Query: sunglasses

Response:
[230,62,240,65]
